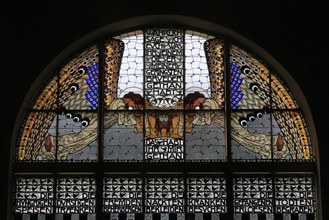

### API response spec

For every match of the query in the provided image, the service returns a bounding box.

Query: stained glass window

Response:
[10,23,318,220]
[16,30,313,162]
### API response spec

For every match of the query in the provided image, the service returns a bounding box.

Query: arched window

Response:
[8,16,320,220]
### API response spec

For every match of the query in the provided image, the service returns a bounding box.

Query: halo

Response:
[118,87,211,98]
[185,87,210,97]
[118,87,143,98]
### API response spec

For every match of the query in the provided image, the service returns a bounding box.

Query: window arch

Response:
[9,16,320,220]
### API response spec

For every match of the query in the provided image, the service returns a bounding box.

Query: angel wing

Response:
[205,39,311,160]
[104,39,124,108]
[204,39,225,108]
[18,40,124,160]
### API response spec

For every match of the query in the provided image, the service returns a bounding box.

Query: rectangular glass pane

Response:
[231,111,272,161]
[202,37,225,109]
[114,30,144,99]
[275,177,315,213]
[185,31,218,104]
[103,178,143,213]
[144,29,184,109]
[31,75,58,110]
[15,177,54,214]
[17,111,57,161]
[103,111,143,161]
[59,45,99,110]
[104,39,125,108]
[145,111,183,139]
[230,45,271,110]
[233,177,273,213]
[272,110,313,160]
[144,111,184,161]
[56,178,96,214]
[187,177,226,213]
[145,178,184,213]
[271,72,299,109]
[57,112,98,161]
[185,111,226,161]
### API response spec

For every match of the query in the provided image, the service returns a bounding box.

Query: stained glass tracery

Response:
[12,26,317,220]
[16,29,313,162]
[13,175,316,219]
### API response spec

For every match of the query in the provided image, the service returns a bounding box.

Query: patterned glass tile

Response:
[185,30,215,98]
[103,111,143,161]
[113,31,144,98]
[59,45,99,110]
[187,177,226,213]
[15,178,54,214]
[17,112,57,161]
[144,29,184,108]
[103,178,142,213]
[272,111,313,160]
[275,177,315,213]
[145,178,184,213]
[104,39,125,108]
[229,45,270,110]
[233,177,273,213]
[56,178,96,214]
[271,72,299,109]
[185,111,226,161]
[231,111,272,161]
[56,113,98,161]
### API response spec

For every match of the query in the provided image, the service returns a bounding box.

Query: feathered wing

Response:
[229,45,270,109]
[271,75,311,159]
[18,40,124,160]
[104,39,124,108]
[230,45,311,159]
[18,110,57,160]
[18,75,59,160]
[229,45,275,159]
[205,41,311,160]
[204,39,225,107]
